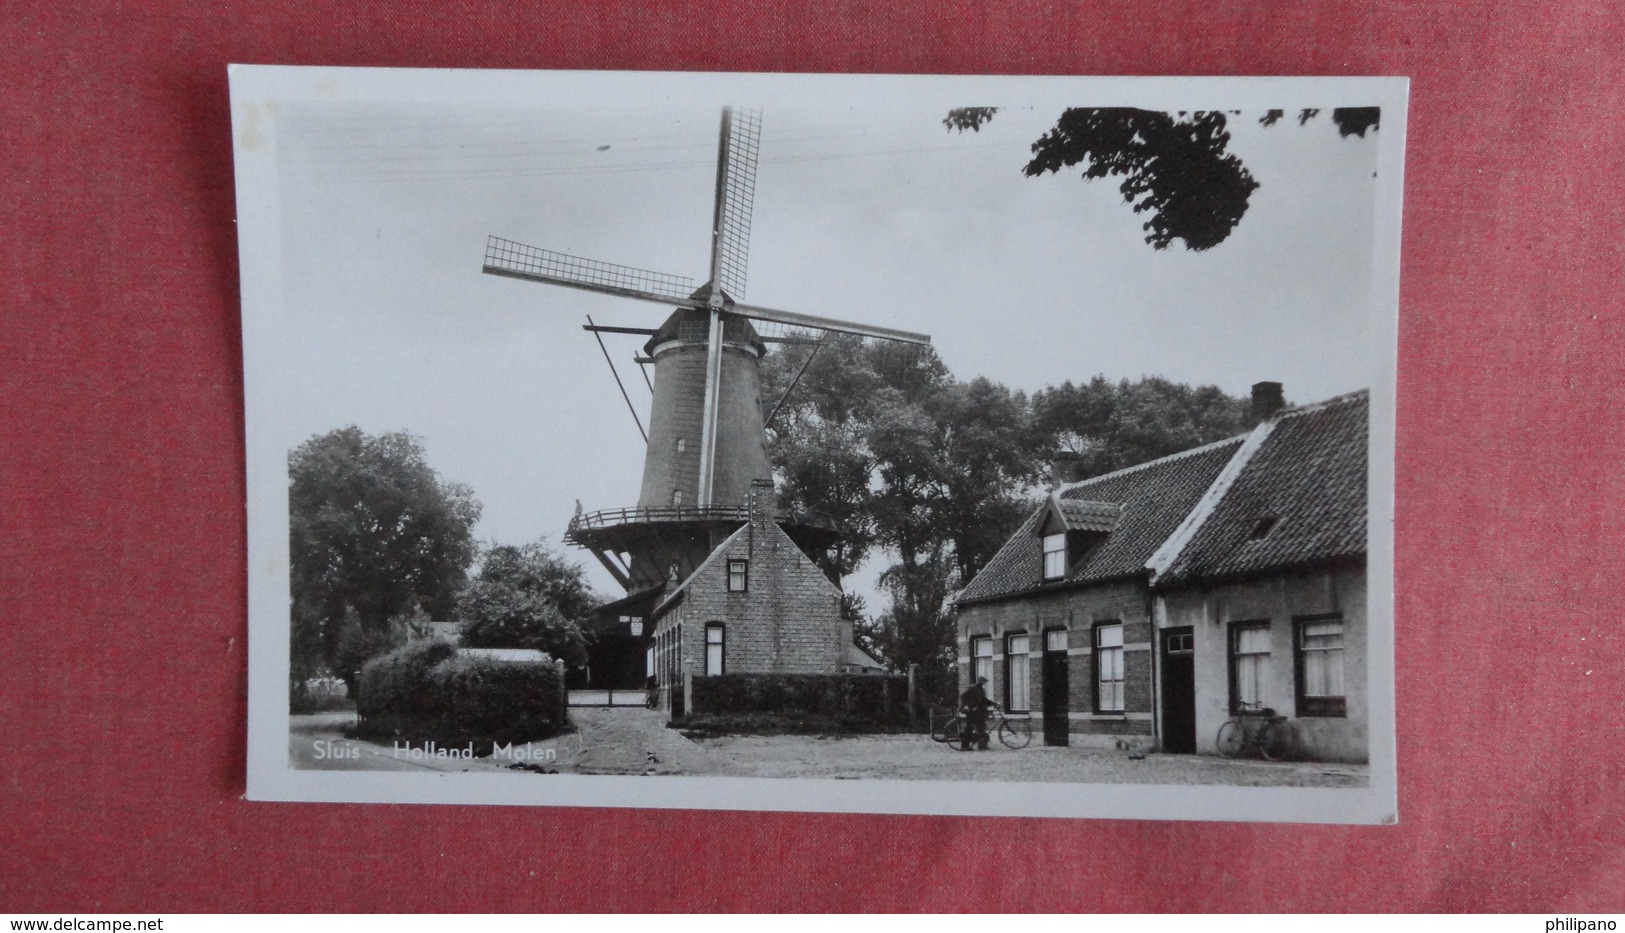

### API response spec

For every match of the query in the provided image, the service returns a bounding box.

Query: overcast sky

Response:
[268,81,1385,602]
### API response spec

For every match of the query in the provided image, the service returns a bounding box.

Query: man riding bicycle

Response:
[959,675,995,751]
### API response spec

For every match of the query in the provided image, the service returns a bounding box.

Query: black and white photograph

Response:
[235,68,1404,822]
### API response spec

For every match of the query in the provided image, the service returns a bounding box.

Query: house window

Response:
[1094,622,1124,713]
[1005,633,1030,712]
[672,489,684,506]
[1296,615,1347,717]
[1042,533,1067,580]
[972,636,994,685]
[1044,629,1067,652]
[705,623,724,676]
[676,438,686,453]
[727,559,748,592]
[1229,622,1271,713]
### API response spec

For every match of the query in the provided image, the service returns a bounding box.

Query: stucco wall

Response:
[1156,565,1368,762]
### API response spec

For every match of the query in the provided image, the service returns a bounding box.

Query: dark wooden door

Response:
[1042,630,1070,746]
[1161,627,1196,753]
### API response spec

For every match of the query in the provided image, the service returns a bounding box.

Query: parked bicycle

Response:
[930,703,1032,750]
[1216,701,1296,761]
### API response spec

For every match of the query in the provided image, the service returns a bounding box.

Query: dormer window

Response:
[1043,533,1068,580]
[1038,494,1122,583]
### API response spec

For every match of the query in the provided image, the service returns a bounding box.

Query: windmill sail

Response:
[481,105,931,533]
[729,300,930,346]
[709,107,760,302]
[483,236,696,306]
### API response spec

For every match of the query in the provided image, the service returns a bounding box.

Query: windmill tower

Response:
[483,108,930,695]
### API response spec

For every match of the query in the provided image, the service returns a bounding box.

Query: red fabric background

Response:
[2,0,1620,913]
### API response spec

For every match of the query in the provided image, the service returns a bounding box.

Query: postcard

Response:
[235,67,1405,821]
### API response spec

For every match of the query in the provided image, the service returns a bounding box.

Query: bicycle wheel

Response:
[1260,718,1296,762]
[943,716,972,751]
[998,717,1032,749]
[1216,720,1245,759]
[929,714,956,744]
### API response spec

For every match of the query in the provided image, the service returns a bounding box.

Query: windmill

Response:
[482,107,931,603]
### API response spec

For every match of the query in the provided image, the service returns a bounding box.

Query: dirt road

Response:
[288,708,1366,787]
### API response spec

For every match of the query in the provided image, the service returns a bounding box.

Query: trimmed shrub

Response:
[356,640,456,733]
[433,654,567,749]
[686,673,910,733]
[355,642,565,753]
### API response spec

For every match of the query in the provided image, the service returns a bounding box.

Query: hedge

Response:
[686,673,910,733]
[356,642,566,753]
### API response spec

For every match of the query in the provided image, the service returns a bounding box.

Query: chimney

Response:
[748,478,775,525]
[1251,382,1285,420]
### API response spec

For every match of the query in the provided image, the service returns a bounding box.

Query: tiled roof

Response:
[957,437,1244,605]
[1056,499,1123,532]
[1156,391,1367,585]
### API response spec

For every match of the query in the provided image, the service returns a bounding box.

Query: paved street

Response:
[289,707,1366,786]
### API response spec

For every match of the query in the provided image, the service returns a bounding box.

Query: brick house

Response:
[955,390,1369,761]
[956,437,1245,748]
[646,479,851,715]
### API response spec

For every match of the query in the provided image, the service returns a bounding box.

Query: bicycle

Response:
[930,703,1032,750]
[1216,701,1296,761]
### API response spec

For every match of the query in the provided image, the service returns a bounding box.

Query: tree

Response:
[289,427,481,685]
[1033,376,1261,482]
[945,106,1380,251]
[456,540,592,669]
[762,338,1044,673]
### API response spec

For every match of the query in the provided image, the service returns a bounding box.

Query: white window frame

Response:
[705,623,725,676]
[972,636,994,685]
[1005,633,1030,712]
[727,559,748,592]
[1094,622,1124,713]
[1042,532,1067,580]
[1230,621,1271,713]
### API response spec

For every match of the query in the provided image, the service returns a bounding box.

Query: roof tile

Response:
[958,437,1243,604]
[1157,391,1367,585]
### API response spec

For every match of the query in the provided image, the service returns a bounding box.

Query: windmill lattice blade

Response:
[730,300,931,346]
[710,108,760,300]
[483,236,696,305]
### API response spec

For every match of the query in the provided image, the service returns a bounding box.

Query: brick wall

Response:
[958,579,1155,745]
[654,515,844,684]
[638,335,771,510]
[639,341,706,508]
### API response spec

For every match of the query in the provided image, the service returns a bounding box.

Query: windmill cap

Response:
[644,307,765,356]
